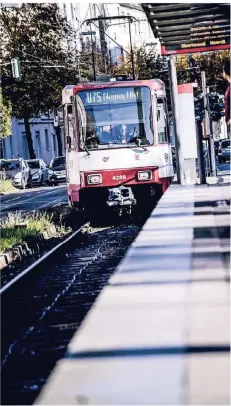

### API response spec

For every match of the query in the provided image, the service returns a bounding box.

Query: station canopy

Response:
[142,3,230,55]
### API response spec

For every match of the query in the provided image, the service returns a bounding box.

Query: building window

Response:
[35,130,42,157]
[71,3,74,20]
[22,132,29,159]
[63,3,67,18]
[53,134,57,155]
[45,129,50,150]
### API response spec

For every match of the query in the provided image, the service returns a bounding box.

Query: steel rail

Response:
[0,221,89,295]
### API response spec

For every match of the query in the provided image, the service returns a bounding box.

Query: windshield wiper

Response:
[129,127,147,151]
[135,138,147,151]
[84,143,91,155]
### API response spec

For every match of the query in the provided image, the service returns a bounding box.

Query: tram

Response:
[61,79,174,218]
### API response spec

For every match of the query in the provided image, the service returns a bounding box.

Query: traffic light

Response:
[194,95,204,120]
[11,57,21,80]
[218,95,225,117]
[188,55,196,68]
[208,93,222,121]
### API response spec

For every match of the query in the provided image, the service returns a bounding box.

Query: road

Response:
[217,160,231,177]
[0,184,68,216]
[0,161,230,217]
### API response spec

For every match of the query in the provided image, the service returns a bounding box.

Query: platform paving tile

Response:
[35,356,185,405]
[109,255,192,273]
[188,281,229,303]
[188,304,230,345]
[110,269,191,285]
[67,306,186,353]
[93,284,189,308]
[184,354,230,405]
[192,213,229,228]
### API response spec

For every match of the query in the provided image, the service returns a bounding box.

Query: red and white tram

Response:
[62,79,174,218]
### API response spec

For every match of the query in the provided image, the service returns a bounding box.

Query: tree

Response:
[78,35,107,81]
[108,44,171,106]
[175,50,230,94]
[108,44,229,111]
[0,4,80,158]
[0,91,12,139]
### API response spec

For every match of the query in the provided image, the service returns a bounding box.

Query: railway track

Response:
[1,218,144,405]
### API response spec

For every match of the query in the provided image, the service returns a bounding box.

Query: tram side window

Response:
[66,105,76,151]
[157,100,169,144]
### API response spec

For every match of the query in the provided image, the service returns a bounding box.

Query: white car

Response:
[26,159,49,186]
[1,158,31,189]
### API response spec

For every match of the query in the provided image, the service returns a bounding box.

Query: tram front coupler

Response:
[107,186,136,207]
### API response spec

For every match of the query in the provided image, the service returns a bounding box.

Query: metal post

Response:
[196,119,206,184]
[168,57,184,184]
[201,71,216,176]
[90,24,96,81]
[128,21,135,80]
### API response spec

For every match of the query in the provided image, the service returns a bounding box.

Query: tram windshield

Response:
[76,86,154,149]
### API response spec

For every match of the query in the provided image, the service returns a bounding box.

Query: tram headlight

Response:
[87,174,102,184]
[137,171,152,181]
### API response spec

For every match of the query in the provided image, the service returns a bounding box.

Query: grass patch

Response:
[0,180,18,194]
[0,212,69,253]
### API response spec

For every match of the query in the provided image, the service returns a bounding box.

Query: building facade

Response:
[2,117,64,164]
[3,3,156,162]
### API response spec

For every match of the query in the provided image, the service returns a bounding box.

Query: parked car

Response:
[48,156,66,185]
[218,139,230,163]
[0,158,31,189]
[26,159,49,186]
[214,140,220,156]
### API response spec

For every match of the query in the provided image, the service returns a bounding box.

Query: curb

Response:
[0,225,61,271]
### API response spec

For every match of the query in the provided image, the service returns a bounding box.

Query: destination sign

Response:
[161,22,230,55]
[78,87,151,105]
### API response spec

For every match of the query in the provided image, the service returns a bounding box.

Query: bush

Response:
[0,179,18,194]
[0,212,68,253]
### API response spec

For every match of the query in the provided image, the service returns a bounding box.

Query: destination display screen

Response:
[161,22,230,55]
[77,86,151,106]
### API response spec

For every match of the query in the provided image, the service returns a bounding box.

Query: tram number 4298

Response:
[112,175,126,181]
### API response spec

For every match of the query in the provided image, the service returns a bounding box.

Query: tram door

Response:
[64,104,80,187]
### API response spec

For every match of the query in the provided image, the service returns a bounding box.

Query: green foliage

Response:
[108,44,170,105]
[1,4,78,118]
[109,45,229,112]
[0,211,67,252]
[0,213,50,252]
[107,44,168,80]
[175,50,230,94]
[78,36,107,81]
[0,91,12,138]
[0,4,81,157]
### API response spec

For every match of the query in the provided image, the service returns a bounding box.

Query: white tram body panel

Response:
[62,80,174,211]
[78,146,173,176]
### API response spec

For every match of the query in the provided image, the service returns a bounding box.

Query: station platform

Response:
[35,175,230,405]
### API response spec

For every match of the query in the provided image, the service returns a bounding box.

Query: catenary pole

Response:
[168,57,184,184]
[201,71,216,176]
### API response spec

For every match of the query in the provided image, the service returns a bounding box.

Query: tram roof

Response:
[72,78,165,91]
[142,3,230,55]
